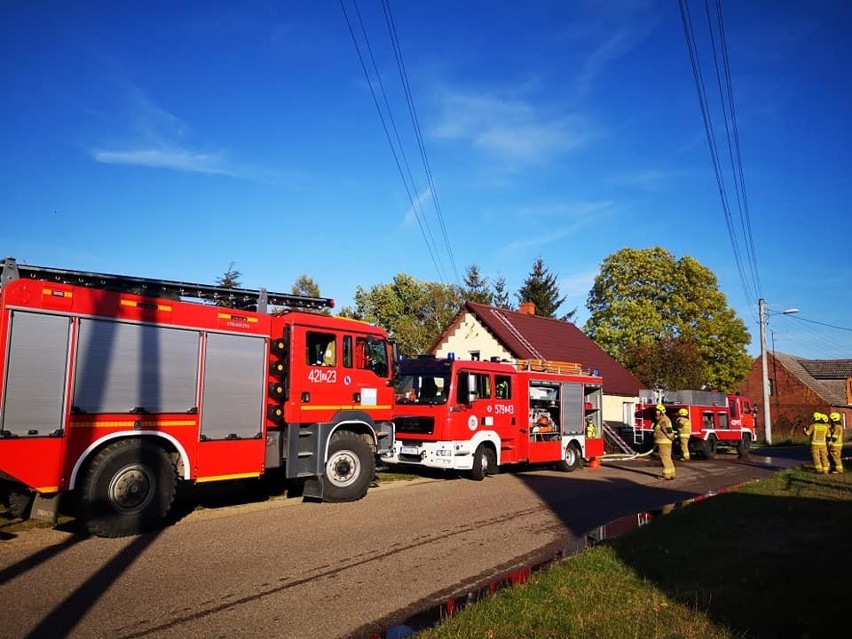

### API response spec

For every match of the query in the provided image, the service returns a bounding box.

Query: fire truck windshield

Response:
[396,373,449,405]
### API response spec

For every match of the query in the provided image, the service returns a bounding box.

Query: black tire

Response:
[322,431,375,503]
[555,444,582,472]
[80,438,176,538]
[737,433,751,457]
[471,444,496,481]
[701,435,718,460]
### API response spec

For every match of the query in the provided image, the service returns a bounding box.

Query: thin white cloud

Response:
[503,201,616,251]
[432,89,590,164]
[574,28,639,100]
[401,188,435,227]
[610,168,683,192]
[88,84,242,177]
[90,147,234,175]
[558,268,598,298]
[517,201,616,218]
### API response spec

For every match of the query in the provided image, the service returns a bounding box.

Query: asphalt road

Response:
[0,447,806,639]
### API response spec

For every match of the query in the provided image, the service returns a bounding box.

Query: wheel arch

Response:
[563,435,585,458]
[69,431,190,490]
[468,430,501,464]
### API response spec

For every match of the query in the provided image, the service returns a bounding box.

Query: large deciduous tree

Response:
[339,274,465,357]
[584,247,751,391]
[291,274,329,314]
[516,257,565,318]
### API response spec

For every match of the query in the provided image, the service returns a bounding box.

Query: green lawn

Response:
[419,467,852,639]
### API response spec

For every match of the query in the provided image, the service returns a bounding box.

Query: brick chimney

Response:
[519,301,536,315]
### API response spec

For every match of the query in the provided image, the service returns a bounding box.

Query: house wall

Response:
[433,312,513,362]
[739,357,851,441]
[435,312,635,431]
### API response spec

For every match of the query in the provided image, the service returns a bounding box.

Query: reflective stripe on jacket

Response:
[804,422,829,445]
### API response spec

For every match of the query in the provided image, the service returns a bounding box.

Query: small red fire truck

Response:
[382,355,605,478]
[625,389,757,458]
[0,258,395,537]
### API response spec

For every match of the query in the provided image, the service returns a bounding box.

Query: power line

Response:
[339,0,459,284]
[338,0,447,282]
[381,0,459,283]
[678,0,759,317]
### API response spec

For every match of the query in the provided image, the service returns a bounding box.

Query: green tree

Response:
[584,247,751,391]
[339,274,464,357]
[291,274,329,314]
[622,337,706,390]
[214,262,242,307]
[491,274,512,310]
[291,274,321,298]
[463,264,492,304]
[516,257,565,318]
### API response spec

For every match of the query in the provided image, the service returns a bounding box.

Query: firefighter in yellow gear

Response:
[653,405,676,480]
[675,407,691,461]
[585,419,597,438]
[827,412,844,474]
[804,412,830,474]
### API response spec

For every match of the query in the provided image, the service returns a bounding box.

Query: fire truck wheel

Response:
[471,444,495,481]
[737,434,751,457]
[80,439,177,538]
[701,435,718,460]
[555,443,582,473]
[322,431,375,503]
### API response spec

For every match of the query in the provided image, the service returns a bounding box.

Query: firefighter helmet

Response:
[678,408,688,417]
[655,404,665,413]
[813,412,823,421]
[829,412,841,423]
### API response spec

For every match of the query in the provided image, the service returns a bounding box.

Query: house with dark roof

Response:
[738,352,852,441]
[430,301,645,429]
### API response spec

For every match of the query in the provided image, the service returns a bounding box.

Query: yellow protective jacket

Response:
[828,423,844,447]
[676,416,692,437]
[654,414,675,445]
[804,422,829,445]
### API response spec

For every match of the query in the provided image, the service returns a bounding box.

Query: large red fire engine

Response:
[0,258,395,537]
[624,389,757,458]
[381,355,605,477]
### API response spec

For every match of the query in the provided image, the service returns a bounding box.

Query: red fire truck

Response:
[381,356,605,477]
[0,258,395,537]
[625,389,757,458]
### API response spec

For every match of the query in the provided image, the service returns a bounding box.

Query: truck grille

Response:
[395,416,434,435]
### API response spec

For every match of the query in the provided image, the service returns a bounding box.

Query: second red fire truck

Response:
[0,258,396,537]
[381,355,605,477]
[624,389,757,458]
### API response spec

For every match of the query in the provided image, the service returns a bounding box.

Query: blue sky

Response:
[2,1,850,360]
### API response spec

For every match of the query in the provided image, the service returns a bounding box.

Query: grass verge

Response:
[418,467,852,639]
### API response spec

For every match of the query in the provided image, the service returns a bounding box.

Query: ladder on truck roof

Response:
[515,359,584,375]
[0,257,333,313]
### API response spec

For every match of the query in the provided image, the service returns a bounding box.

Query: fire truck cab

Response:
[626,389,756,458]
[382,356,604,478]
[0,258,395,537]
